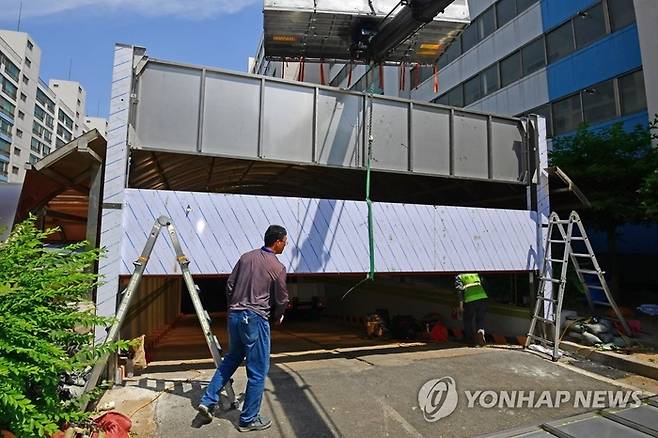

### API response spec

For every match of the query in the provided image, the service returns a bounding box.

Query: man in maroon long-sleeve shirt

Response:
[198,225,289,432]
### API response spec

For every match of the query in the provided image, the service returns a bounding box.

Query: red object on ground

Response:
[92,412,132,438]
[614,319,641,335]
[430,323,449,343]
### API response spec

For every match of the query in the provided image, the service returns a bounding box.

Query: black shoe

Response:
[238,415,272,432]
[197,404,213,421]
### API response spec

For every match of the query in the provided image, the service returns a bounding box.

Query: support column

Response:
[95,44,141,343]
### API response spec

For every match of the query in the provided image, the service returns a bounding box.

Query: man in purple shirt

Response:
[198,225,289,432]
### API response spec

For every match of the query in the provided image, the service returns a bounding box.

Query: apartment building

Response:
[0,29,88,183]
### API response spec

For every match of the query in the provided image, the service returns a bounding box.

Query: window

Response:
[43,145,50,155]
[479,7,496,40]
[29,154,38,165]
[446,84,464,107]
[608,0,636,31]
[34,105,45,121]
[553,94,583,134]
[27,40,34,50]
[0,160,8,176]
[31,137,41,153]
[12,166,18,175]
[0,138,10,158]
[20,93,27,102]
[461,24,479,53]
[45,114,54,129]
[582,80,616,124]
[0,96,14,118]
[522,38,546,76]
[2,78,18,99]
[574,3,606,50]
[546,21,574,63]
[481,64,499,95]
[18,110,24,120]
[13,147,20,156]
[25,58,31,68]
[496,0,517,28]
[3,60,19,82]
[36,89,56,113]
[500,51,522,87]
[516,0,536,14]
[0,118,11,136]
[44,130,52,142]
[464,75,482,105]
[16,129,22,138]
[619,70,647,115]
[22,75,29,85]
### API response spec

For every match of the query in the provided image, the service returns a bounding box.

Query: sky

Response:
[0,0,264,118]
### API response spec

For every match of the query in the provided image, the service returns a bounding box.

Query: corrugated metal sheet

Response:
[121,189,539,275]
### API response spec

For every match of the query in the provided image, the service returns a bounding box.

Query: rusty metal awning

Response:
[15,129,106,243]
[263,0,469,64]
[548,166,591,211]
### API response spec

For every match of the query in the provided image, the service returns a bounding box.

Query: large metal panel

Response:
[262,81,314,162]
[135,62,201,152]
[202,72,261,158]
[121,189,539,275]
[316,90,363,168]
[132,58,533,185]
[411,104,451,175]
[453,111,488,179]
[491,117,524,182]
[370,98,409,172]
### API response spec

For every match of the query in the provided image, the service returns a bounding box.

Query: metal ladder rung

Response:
[550,220,572,225]
[592,301,612,306]
[548,239,566,244]
[540,277,562,284]
[535,316,555,325]
[548,259,567,263]
[587,285,605,290]
[570,237,587,241]
[577,269,602,275]
[572,253,593,258]
[536,296,557,302]
[526,334,555,344]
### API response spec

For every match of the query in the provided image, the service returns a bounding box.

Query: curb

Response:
[561,340,658,381]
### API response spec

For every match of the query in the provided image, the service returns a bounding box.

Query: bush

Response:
[0,218,128,437]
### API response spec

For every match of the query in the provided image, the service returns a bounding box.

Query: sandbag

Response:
[581,332,603,345]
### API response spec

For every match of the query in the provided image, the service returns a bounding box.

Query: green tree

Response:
[0,218,128,437]
[549,121,658,295]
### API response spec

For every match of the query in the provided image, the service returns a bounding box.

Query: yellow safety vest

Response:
[458,273,488,303]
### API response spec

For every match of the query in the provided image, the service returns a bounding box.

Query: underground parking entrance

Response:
[117,272,534,365]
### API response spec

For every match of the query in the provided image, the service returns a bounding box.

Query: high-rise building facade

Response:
[0,29,88,183]
[417,0,654,139]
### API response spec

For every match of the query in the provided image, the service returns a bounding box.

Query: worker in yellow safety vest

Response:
[455,273,488,346]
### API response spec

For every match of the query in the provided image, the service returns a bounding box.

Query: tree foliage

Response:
[549,121,658,226]
[0,218,129,437]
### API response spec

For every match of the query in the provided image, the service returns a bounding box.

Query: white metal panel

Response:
[467,0,497,19]
[121,189,539,275]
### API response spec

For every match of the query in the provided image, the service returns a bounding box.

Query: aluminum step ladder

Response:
[83,216,237,409]
[525,211,631,361]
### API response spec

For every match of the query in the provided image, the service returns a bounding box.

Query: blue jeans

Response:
[200,309,271,425]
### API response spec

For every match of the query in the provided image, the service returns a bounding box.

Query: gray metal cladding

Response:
[121,189,540,275]
[131,60,528,184]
